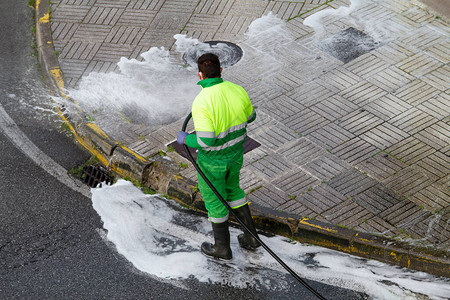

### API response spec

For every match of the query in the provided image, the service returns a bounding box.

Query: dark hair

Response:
[197,53,221,78]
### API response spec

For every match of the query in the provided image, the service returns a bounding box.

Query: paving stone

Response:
[116,10,158,27]
[276,200,317,218]
[149,12,190,30]
[422,64,450,91]
[247,152,294,180]
[339,80,387,107]
[159,0,197,12]
[264,1,305,20]
[386,136,436,165]
[327,168,378,198]
[94,43,135,62]
[138,29,180,49]
[240,168,265,194]
[332,137,379,165]
[414,121,450,151]
[296,183,347,214]
[184,14,225,33]
[416,151,450,181]
[418,92,450,120]
[307,122,355,150]
[51,5,91,23]
[310,95,358,122]
[373,41,418,65]
[246,184,290,208]
[271,168,321,197]
[260,95,305,123]
[323,199,373,228]
[356,151,406,181]
[424,40,450,64]
[364,94,412,121]
[281,137,326,167]
[399,25,448,50]
[128,0,164,10]
[283,108,330,136]
[409,211,450,245]
[251,122,299,151]
[61,41,101,60]
[353,184,403,216]
[51,22,80,41]
[379,200,427,227]
[303,152,351,181]
[389,108,438,135]
[318,67,360,93]
[244,82,284,107]
[194,0,234,15]
[287,81,335,108]
[396,52,443,78]
[403,6,435,24]
[410,183,450,211]
[345,54,389,79]
[368,66,415,93]
[73,24,112,42]
[360,122,409,150]
[354,215,401,236]
[84,7,124,25]
[95,0,129,8]
[285,17,315,39]
[228,0,269,17]
[337,109,384,135]
[383,166,435,197]
[393,79,441,106]
[60,58,89,80]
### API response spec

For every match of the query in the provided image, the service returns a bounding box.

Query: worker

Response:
[177,53,260,260]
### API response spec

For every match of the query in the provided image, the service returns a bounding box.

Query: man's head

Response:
[197,53,222,80]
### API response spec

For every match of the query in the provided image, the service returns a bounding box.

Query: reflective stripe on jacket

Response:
[185,78,256,157]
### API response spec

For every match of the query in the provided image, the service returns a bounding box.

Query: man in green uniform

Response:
[177,53,260,260]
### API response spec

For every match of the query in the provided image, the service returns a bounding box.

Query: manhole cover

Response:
[183,41,243,68]
[167,135,260,161]
[316,27,380,63]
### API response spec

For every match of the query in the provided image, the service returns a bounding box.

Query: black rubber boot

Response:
[201,221,232,260]
[234,204,261,251]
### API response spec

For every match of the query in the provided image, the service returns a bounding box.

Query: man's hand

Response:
[177,131,189,145]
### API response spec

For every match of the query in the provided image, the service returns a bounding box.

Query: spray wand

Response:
[182,113,326,300]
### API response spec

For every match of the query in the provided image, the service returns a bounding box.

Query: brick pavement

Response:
[50,0,449,250]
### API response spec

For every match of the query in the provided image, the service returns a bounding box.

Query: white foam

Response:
[91,180,450,298]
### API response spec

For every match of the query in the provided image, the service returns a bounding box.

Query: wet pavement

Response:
[47,0,449,264]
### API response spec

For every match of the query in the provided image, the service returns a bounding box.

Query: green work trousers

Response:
[197,151,247,223]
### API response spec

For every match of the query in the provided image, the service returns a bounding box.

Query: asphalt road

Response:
[0,1,366,299]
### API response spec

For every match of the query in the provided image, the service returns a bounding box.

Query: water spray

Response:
[182,113,327,300]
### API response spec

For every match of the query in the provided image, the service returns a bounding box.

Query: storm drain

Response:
[316,27,381,63]
[183,41,243,68]
[79,165,114,188]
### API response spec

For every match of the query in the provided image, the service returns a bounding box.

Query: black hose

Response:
[182,113,326,300]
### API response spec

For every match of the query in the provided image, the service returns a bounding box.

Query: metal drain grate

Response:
[316,27,381,63]
[80,165,114,188]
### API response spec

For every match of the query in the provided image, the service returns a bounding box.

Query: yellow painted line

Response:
[86,123,109,139]
[38,13,49,24]
[36,0,40,11]
[120,145,148,162]
[299,217,338,234]
[49,68,66,96]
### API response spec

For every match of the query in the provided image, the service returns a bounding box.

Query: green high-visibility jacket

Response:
[185,78,256,158]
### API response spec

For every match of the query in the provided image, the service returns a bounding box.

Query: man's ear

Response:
[197,72,203,80]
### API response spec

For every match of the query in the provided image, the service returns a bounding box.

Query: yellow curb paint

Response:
[47,41,52,44]
[299,217,338,234]
[38,13,49,23]
[120,145,148,162]
[86,123,109,139]
[36,0,40,11]
[49,68,65,96]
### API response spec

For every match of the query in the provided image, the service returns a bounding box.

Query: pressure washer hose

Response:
[182,113,326,300]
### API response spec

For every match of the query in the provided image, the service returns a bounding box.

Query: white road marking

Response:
[0,103,90,198]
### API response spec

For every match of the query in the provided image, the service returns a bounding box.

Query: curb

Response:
[34,1,449,278]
